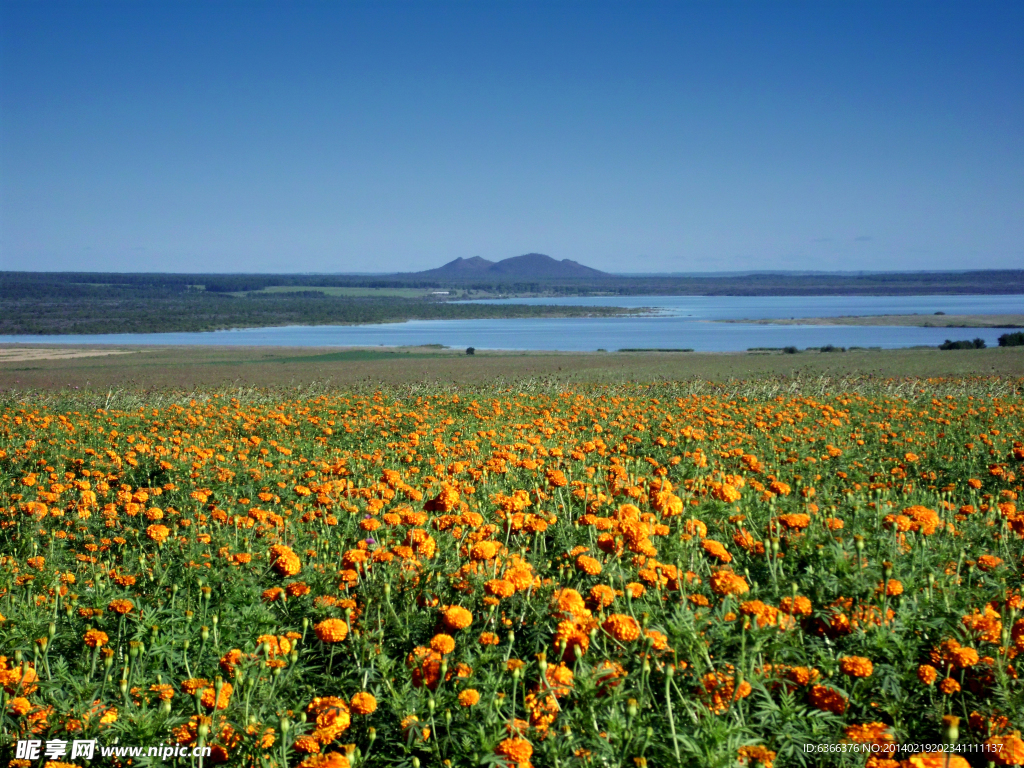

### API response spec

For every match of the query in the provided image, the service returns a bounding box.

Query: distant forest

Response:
[1,270,1022,335]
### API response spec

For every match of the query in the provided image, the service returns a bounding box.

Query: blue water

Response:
[1,295,1020,352]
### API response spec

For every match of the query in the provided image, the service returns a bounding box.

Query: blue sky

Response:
[1,1,1021,274]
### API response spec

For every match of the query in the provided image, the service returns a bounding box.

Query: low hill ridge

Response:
[415,253,607,279]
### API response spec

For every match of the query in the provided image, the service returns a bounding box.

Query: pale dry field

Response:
[1,343,1022,390]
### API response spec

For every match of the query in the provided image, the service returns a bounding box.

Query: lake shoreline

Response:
[715,313,1024,328]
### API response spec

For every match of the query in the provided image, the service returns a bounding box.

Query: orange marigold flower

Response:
[298,752,351,768]
[349,692,377,715]
[470,541,501,561]
[8,696,32,715]
[776,513,810,530]
[553,588,588,617]
[84,629,108,648]
[270,544,301,577]
[200,682,233,710]
[839,656,874,678]
[879,579,904,597]
[845,722,894,744]
[458,689,481,707]
[545,662,574,695]
[479,632,500,646]
[430,634,456,655]
[737,745,776,767]
[286,581,311,598]
[108,599,134,615]
[984,732,1024,766]
[808,684,847,715]
[149,683,175,701]
[576,555,602,576]
[710,570,749,596]
[779,595,812,616]
[917,665,938,685]
[262,587,283,603]
[952,647,979,669]
[442,605,473,631]
[589,584,617,608]
[602,614,640,642]
[939,677,961,695]
[701,538,733,563]
[308,696,351,744]
[699,669,752,714]
[495,736,534,766]
[146,524,170,543]
[314,618,348,643]
[485,579,516,599]
[684,518,708,538]
[900,753,970,768]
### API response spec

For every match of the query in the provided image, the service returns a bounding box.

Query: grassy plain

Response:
[244,287,451,299]
[1,344,1022,391]
[721,314,1024,328]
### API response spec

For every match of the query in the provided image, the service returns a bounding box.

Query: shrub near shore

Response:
[1,382,1023,767]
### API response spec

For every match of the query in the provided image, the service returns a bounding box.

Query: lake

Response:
[1,295,1021,352]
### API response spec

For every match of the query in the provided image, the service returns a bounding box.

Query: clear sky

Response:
[1,1,1021,274]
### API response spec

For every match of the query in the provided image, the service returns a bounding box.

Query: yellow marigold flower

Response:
[602,614,640,642]
[349,692,377,715]
[458,689,481,707]
[314,618,349,643]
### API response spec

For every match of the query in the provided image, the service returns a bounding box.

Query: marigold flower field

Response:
[1,381,1023,767]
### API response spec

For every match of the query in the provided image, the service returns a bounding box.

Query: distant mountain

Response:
[414,253,608,279]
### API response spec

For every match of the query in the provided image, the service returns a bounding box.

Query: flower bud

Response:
[943,715,960,744]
